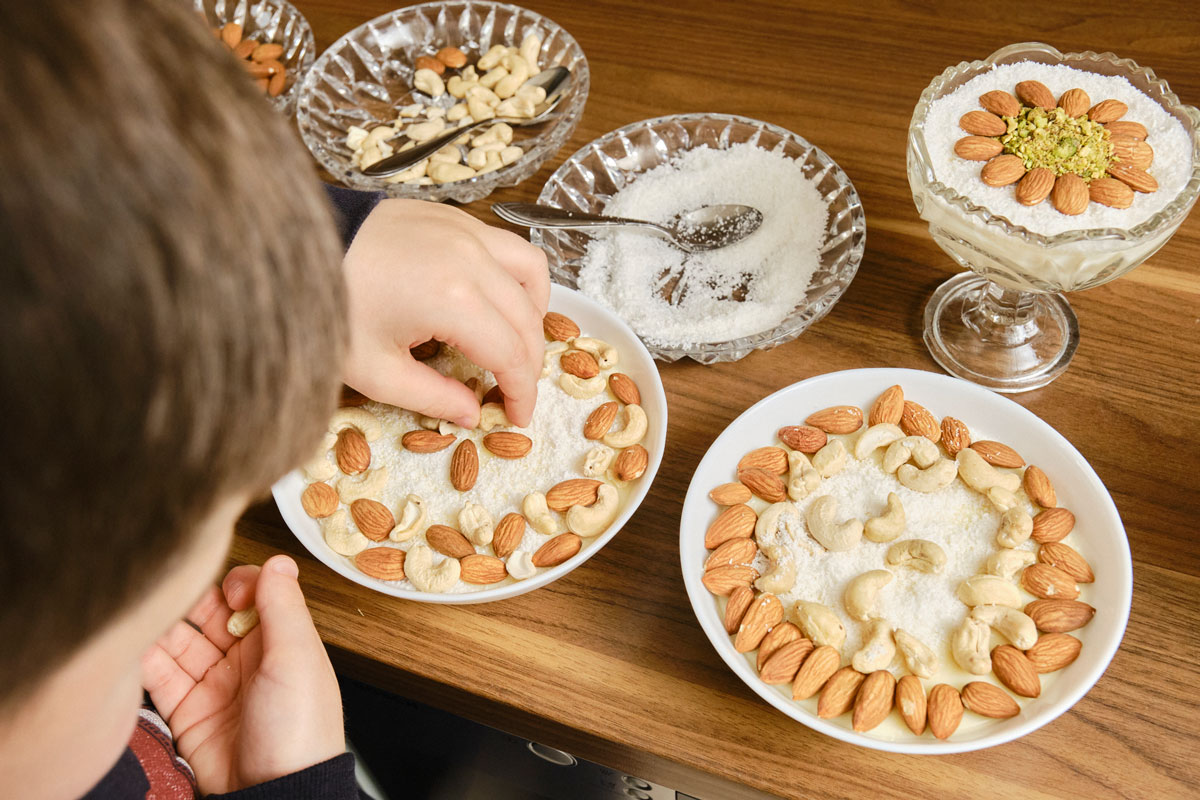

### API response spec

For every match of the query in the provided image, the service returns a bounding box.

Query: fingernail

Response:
[268,555,299,578]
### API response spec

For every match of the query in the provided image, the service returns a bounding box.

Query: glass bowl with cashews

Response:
[273,285,667,603]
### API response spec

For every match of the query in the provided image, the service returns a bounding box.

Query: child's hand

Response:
[341,199,550,428]
[140,556,344,795]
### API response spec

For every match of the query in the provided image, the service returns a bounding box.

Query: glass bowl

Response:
[191,0,316,116]
[294,1,589,203]
[908,42,1200,392]
[533,113,866,364]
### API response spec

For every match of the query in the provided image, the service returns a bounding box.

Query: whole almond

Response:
[900,400,941,442]
[792,645,841,700]
[1106,120,1147,140]
[1088,98,1127,123]
[734,593,784,652]
[961,682,1020,718]
[701,565,758,596]
[350,498,394,542]
[460,554,507,584]
[426,524,475,558]
[301,482,339,518]
[402,429,456,453]
[532,532,582,567]
[852,670,896,732]
[336,428,371,474]
[1111,137,1154,170]
[483,431,532,459]
[969,440,1024,468]
[1025,599,1096,632]
[1023,465,1057,508]
[777,425,827,453]
[895,675,927,735]
[1089,176,1135,209]
[1052,174,1089,215]
[927,684,964,739]
[1038,541,1094,583]
[959,110,1006,137]
[449,439,478,491]
[940,416,971,456]
[954,135,1005,161]
[434,46,468,68]
[561,350,600,379]
[869,385,905,426]
[1016,167,1055,206]
[757,622,804,671]
[737,467,787,503]
[233,38,258,60]
[243,59,273,78]
[709,482,752,506]
[1016,80,1055,110]
[706,537,757,572]
[220,21,243,48]
[583,401,619,440]
[759,638,814,684]
[492,512,526,559]
[738,446,789,475]
[267,67,286,97]
[992,645,1041,697]
[805,405,864,435]
[817,667,865,718]
[1108,162,1158,193]
[722,586,755,634]
[1021,563,1080,600]
[355,547,406,581]
[979,89,1020,117]
[542,311,580,341]
[414,54,445,75]
[546,478,602,511]
[1032,507,1075,543]
[410,339,441,360]
[981,154,1027,187]
[613,445,649,481]
[251,42,285,63]
[608,373,641,405]
[704,504,757,549]
[1058,87,1091,117]
[1026,633,1083,673]
[339,387,370,407]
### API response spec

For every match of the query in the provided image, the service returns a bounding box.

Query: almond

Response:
[1016,167,1054,206]
[481,384,504,405]
[1052,174,1089,215]
[981,154,1026,187]
[791,645,840,700]
[777,425,827,453]
[301,482,339,518]
[561,350,600,379]
[582,402,619,440]
[969,440,1024,468]
[1088,98,1127,123]
[1108,162,1158,193]
[1031,507,1075,543]
[339,386,369,407]
[220,21,243,48]
[1038,541,1094,583]
[979,89,1020,117]
[414,54,445,75]
[805,405,864,435]
[737,446,789,475]
[483,431,532,459]
[756,622,804,671]
[961,682,1020,719]
[701,565,758,596]
[542,311,580,341]
[250,42,285,63]
[426,524,475,558]
[869,385,904,426]
[350,498,394,542]
[401,429,456,453]
[613,445,649,481]
[759,638,814,684]
[545,478,602,511]
[1105,120,1147,140]
[434,46,468,68]
[1111,137,1154,170]
[817,666,865,718]
[709,482,752,506]
[532,532,582,567]
[959,110,1006,137]
[1057,87,1091,117]
[410,339,440,360]
[267,67,286,98]
[991,645,1041,698]
[895,675,927,735]
[722,586,755,634]
[243,60,273,78]
[954,135,1005,161]
[354,547,406,581]
[1089,176,1135,209]
[900,400,941,442]
[737,467,787,503]
[1023,465,1057,508]
[734,593,784,652]
[233,38,257,59]
[608,373,641,405]
[940,416,971,457]
[852,670,896,732]
[449,439,478,491]
[1016,79,1055,110]
[460,554,507,584]
[1025,599,1096,632]
[492,512,526,559]
[335,428,371,474]
[1026,633,1083,673]
[1021,563,1079,600]
[927,684,964,739]
[704,504,757,549]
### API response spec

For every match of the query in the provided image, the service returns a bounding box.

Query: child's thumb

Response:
[253,555,323,658]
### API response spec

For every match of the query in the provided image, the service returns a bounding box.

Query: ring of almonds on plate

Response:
[701,385,1095,739]
[298,311,650,593]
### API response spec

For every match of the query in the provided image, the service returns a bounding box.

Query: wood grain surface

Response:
[233,2,1200,797]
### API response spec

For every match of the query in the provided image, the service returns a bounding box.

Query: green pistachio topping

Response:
[1000,106,1114,179]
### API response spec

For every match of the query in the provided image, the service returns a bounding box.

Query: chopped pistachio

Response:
[999,105,1113,177]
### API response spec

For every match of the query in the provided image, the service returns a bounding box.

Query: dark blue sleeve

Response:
[324,183,384,247]
[206,752,368,800]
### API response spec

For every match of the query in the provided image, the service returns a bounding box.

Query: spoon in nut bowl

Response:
[491,202,764,254]
[362,66,571,178]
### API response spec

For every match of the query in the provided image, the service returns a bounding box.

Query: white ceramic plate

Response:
[679,368,1132,753]
[274,283,667,603]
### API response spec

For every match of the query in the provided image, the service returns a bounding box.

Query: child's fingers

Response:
[352,349,481,428]
[183,582,238,653]
[253,556,328,665]
[447,295,540,428]
[472,224,551,315]
[154,620,225,682]
[221,564,261,612]
[140,642,196,722]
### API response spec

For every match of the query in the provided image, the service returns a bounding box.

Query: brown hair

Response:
[0,0,346,706]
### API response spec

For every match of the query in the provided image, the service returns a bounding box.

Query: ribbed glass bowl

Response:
[295,1,589,203]
[191,0,316,115]
[533,113,866,363]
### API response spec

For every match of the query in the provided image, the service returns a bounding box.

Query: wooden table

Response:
[234,2,1200,797]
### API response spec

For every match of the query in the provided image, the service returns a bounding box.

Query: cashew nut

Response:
[843,570,893,621]
[951,617,993,675]
[897,458,957,493]
[413,68,445,98]
[566,483,620,537]
[459,502,494,546]
[477,402,510,432]
[495,95,536,119]
[787,451,821,501]
[506,551,537,580]
[522,492,560,535]
[789,601,846,649]
[754,558,797,594]
[226,607,259,638]
[864,492,906,543]
[447,103,469,122]
[447,75,473,98]
[986,486,1019,512]
[467,96,494,122]
[466,84,501,108]
[479,66,508,90]
[329,407,382,441]
[812,439,848,478]
[582,446,615,477]
[996,507,1033,548]
[499,145,524,166]
[471,122,513,147]
[956,447,1021,494]
[882,436,940,472]
[602,404,647,448]
[476,44,508,71]
[336,467,389,503]
[754,502,803,550]
[572,337,619,369]
[417,414,441,431]
[853,423,905,460]
[322,510,370,556]
[971,604,1038,649]
[405,118,447,143]
[404,544,461,593]
[885,538,947,573]
[519,33,541,73]
[956,575,1022,607]
[985,548,1036,580]
[302,435,337,481]
[852,618,896,673]
[437,419,461,436]
[805,495,863,552]
[894,629,939,678]
[388,494,425,542]
[542,341,568,377]
[429,162,476,183]
[559,373,606,399]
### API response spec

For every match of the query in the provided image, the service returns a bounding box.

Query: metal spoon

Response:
[362,66,572,178]
[491,202,764,254]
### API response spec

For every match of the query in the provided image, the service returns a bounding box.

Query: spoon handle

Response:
[362,118,491,177]
[492,202,668,235]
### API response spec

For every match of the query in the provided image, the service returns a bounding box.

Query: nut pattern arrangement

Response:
[701,383,1095,739]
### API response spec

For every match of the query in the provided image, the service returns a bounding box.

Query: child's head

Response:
[0,0,346,793]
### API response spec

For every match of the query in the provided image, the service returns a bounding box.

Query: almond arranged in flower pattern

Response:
[1107,162,1158,193]
[734,593,784,652]
[1057,87,1091,117]
[895,675,927,735]
[955,136,1005,161]
[482,431,532,459]
[869,385,904,426]
[709,482,752,506]
[852,670,896,732]
[1038,541,1094,583]
[900,401,941,441]
[459,554,508,584]
[584,402,619,440]
[1031,507,1075,543]
[979,89,1020,117]
[805,405,864,435]
[817,667,865,719]
[1088,98,1127,123]
[1111,137,1154,170]
[350,499,394,541]
[1023,465,1057,507]
[1052,174,1089,215]
[1025,599,1096,632]
[981,154,1026,187]
[722,586,755,634]
[613,445,649,481]
[542,311,579,341]
[701,565,758,596]
[449,439,479,491]
[927,684,964,739]
[969,440,1024,468]
[704,537,757,572]
[992,645,1041,698]
[1015,79,1055,110]
[1089,177,1135,209]
[737,467,787,503]
[1016,167,1054,206]
[777,425,827,453]
[545,478,602,511]
[1106,120,1147,140]
[561,350,600,379]
[608,373,641,405]
[355,547,406,581]
[1026,633,1083,672]
[1021,563,1080,600]
[532,532,582,567]
[792,645,841,700]
[737,446,789,474]
[939,416,970,456]
[492,512,526,559]
[426,524,475,558]
[704,504,757,549]
[759,638,814,685]
[961,682,1020,719]
[335,428,371,474]
[959,110,1007,137]
[301,482,339,518]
